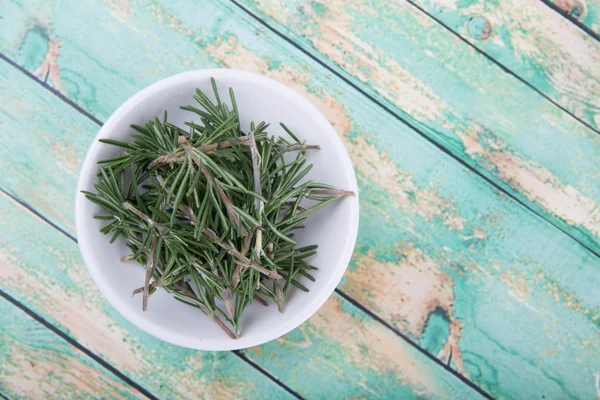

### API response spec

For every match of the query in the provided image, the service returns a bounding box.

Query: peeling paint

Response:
[309,296,439,393]
[343,245,466,375]
[0,314,138,399]
[345,247,455,339]
[348,136,466,230]
[501,270,530,299]
[32,35,62,92]
[50,140,79,171]
[0,251,141,371]
[457,126,600,237]
[437,318,465,375]
[105,0,133,21]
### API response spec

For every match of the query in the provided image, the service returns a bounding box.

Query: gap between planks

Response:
[231,351,303,399]
[540,0,600,42]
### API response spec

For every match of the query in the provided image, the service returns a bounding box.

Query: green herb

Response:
[84,79,354,338]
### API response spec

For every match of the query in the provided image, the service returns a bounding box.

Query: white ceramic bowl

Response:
[75,69,359,350]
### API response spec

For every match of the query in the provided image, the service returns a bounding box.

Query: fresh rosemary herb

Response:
[83,79,354,338]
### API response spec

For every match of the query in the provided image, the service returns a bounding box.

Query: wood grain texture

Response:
[0,177,480,399]
[0,297,144,400]
[236,0,600,256]
[545,0,600,35]
[0,0,599,398]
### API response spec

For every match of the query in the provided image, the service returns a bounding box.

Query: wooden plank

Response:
[544,0,600,35]
[0,297,144,400]
[0,1,598,398]
[232,0,600,255]
[0,182,481,399]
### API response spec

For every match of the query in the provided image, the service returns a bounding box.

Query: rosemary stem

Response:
[203,228,282,279]
[232,235,251,289]
[151,134,268,167]
[278,144,321,151]
[284,201,307,212]
[253,295,268,307]
[266,242,284,313]
[309,189,355,197]
[142,237,158,311]
[122,201,154,226]
[222,288,235,321]
[212,314,238,339]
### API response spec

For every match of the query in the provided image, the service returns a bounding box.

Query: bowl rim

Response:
[75,69,359,350]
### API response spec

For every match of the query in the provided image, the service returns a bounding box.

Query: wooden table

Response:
[1,0,599,398]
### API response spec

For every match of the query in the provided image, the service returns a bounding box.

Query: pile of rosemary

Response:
[84,79,354,338]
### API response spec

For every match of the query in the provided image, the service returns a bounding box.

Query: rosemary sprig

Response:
[85,78,354,338]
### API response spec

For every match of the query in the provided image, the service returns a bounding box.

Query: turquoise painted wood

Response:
[546,0,600,34]
[0,171,480,399]
[0,0,599,398]
[235,0,600,256]
[1,8,599,400]
[0,297,143,399]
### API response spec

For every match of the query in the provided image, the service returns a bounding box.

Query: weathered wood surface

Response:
[0,0,599,398]
[0,297,143,400]
[0,170,479,399]
[545,0,600,35]
[236,0,600,256]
